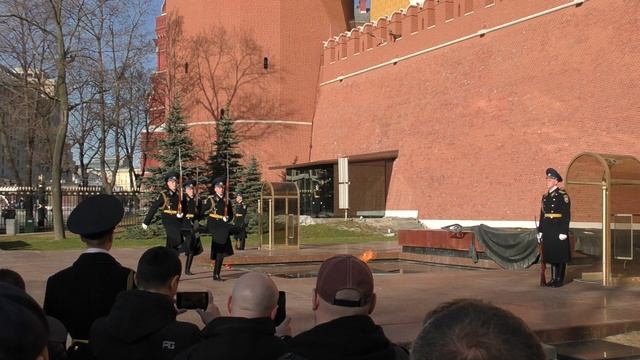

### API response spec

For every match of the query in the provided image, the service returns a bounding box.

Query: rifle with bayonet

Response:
[535,216,545,286]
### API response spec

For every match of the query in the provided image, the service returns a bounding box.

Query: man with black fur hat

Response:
[232,192,248,250]
[537,168,571,287]
[43,194,135,360]
[181,179,203,275]
[142,171,184,251]
[201,177,236,281]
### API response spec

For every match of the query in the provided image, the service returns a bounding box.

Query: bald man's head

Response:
[229,272,279,318]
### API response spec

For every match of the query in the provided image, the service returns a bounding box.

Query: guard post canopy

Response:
[566,152,640,286]
[259,182,300,249]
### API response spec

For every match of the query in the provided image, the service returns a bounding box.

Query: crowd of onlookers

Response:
[0,194,547,360]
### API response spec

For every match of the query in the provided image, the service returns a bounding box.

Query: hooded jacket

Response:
[90,290,201,360]
[283,315,408,360]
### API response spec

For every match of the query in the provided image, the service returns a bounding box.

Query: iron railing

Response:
[0,186,143,234]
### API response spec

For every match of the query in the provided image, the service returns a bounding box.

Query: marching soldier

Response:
[181,180,203,275]
[201,177,237,281]
[537,168,571,287]
[232,192,248,250]
[142,172,184,251]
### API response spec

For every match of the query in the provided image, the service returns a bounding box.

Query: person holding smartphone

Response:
[176,272,288,360]
[90,247,201,360]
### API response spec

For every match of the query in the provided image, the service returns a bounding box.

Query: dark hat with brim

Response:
[184,180,196,188]
[164,171,178,182]
[67,194,124,237]
[546,168,563,182]
[212,176,226,188]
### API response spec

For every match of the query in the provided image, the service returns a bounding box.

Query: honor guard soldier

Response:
[142,171,184,251]
[181,180,203,275]
[232,193,248,250]
[201,177,237,281]
[43,194,135,360]
[537,168,571,287]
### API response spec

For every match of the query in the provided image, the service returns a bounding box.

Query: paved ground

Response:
[3,240,640,348]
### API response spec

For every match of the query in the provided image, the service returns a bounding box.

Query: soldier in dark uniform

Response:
[201,177,236,281]
[537,168,571,287]
[232,193,248,250]
[142,172,184,251]
[43,194,135,360]
[181,180,203,275]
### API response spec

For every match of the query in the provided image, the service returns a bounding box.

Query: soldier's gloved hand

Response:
[223,216,228,222]
[536,232,542,243]
[142,223,148,230]
[559,234,568,240]
[176,213,184,219]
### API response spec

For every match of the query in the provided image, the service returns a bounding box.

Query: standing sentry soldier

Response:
[142,171,184,251]
[201,177,237,281]
[537,168,571,287]
[181,180,203,275]
[232,193,248,250]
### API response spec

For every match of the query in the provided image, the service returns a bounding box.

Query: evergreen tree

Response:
[136,98,200,237]
[237,155,262,232]
[208,108,244,190]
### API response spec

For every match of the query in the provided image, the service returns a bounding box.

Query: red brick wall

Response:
[311,0,640,222]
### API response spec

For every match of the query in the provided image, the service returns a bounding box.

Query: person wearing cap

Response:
[232,192,248,250]
[90,247,201,360]
[284,254,409,360]
[0,283,51,360]
[537,168,571,287]
[181,179,203,275]
[43,194,135,360]
[142,171,185,251]
[201,177,236,281]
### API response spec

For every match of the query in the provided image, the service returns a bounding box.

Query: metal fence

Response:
[0,186,143,234]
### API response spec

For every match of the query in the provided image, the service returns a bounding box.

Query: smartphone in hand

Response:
[176,291,209,310]
[274,291,286,326]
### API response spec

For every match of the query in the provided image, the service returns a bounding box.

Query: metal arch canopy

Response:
[565,152,640,286]
[259,181,300,250]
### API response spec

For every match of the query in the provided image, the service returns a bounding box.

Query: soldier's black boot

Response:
[546,264,556,287]
[554,263,566,287]
[185,254,194,275]
[213,253,224,281]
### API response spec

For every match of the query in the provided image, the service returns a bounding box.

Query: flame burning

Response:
[359,250,376,263]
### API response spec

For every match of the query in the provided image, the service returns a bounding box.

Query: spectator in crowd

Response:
[283,254,409,360]
[43,194,135,360]
[90,246,201,360]
[176,272,287,360]
[0,268,68,360]
[410,298,545,360]
[0,283,50,360]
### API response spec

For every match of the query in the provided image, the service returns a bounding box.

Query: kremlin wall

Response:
[151,0,640,227]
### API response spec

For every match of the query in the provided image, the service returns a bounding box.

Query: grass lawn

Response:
[0,222,396,251]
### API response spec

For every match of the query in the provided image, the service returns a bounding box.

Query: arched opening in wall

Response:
[421,17,425,30]
[465,0,473,14]
[340,41,347,59]
[445,0,454,21]
[353,35,360,54]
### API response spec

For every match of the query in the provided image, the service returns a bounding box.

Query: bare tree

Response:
[186,25,273,122]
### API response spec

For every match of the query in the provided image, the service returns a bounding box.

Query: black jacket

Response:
[538,187,572,263]
[143,188,183,248]
[284,315,408,360]
[90,290,201,360]
[176,317,287,360]
[43,252,135,341]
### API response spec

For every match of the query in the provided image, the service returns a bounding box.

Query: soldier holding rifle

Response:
[201,176,237,281]
[142,171,184,251]
[181,179,203,275]
[537,168,571,287]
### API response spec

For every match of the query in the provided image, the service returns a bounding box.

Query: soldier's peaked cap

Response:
[67,194,123,237]
[164,171,178,182]
[184,180,197,188]
[546,168,563,182]
[212,176,226,188]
